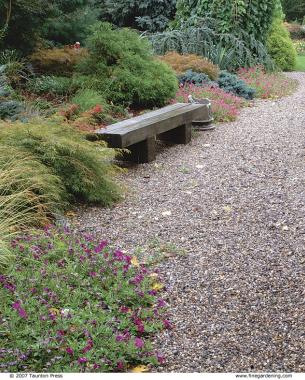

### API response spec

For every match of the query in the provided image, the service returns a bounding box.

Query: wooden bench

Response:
[95,102,213,163]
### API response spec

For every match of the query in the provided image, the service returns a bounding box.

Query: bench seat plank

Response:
[96,103,206,148]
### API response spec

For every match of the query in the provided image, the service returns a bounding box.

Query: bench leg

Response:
[127,137,156,163]
[159,123,192,144]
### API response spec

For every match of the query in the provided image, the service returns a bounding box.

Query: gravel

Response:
[76,72,305,372]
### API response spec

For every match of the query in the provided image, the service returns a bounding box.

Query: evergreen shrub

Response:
[78,22,178,108]
[159,52,219,80]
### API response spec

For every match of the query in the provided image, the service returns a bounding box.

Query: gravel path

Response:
[76,72,305,372]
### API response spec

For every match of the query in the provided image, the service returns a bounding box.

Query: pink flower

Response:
[134,337,144,349]
[117,361,124,370]
[78,357,88,364]
[66,347,74,356]
[12,301,28,319]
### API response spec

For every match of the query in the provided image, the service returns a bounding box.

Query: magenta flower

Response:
[12,301,28,319]
[134,337,144,349]
[163,319,172,329]
[117,361,124,370]
[116,335,124,342]
[66,347,74,356]
[156,352,165,364]
[94,241,107,253]
[78,357,88,364]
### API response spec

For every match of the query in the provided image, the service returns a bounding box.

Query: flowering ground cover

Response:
[0,226,169,372]
[172,84,247,122]
[238,67,298,99]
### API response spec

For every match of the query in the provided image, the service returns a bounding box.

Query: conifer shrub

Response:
[217,71,256,100]
[77,22,178,108]
[30,48,88,76]
[159,52,219,80]
[267,20,297,71]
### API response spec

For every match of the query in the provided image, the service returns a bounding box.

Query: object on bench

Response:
[95,102,213,163]
[188,96,214,130]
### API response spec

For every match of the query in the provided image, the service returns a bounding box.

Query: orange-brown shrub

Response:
[159,52,219,80]
[30,47,88,76]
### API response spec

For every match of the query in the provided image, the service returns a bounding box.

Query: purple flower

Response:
[156,352,165,364]
[117,361,124,371]
[66,347,74,356]
[157,299,166,308]
[113,250,124,261]
[134,337,144,349]
[12,301,28,319]
[94,241,108,254]
[89,271,97,278]
[163,319,172,329]
[116,335,124,342]
[78,357,87,364]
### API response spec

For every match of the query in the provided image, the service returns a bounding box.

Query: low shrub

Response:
[0,227,169,372]
[267,20,297,71]
[178,70,211,86]
[238,66,298,99]
[0,150,63,269]
[0,120,121,206]
[0,50,31,87]
[159,52,219,80]
[26,76,80,97]
[77,22,178,108]
[172,84,246,122]
[0,100,24,121]
[72,89,108,113]
[217,71,256,100]
[30,48,88,76]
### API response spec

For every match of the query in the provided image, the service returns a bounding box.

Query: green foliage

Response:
[99,0,176,32]
[72,89,109,113]
[149,18,274,70]
[0,50,31,87]
[282,0,305,22]
[0,149,63,269]
[41,1,100,46]
[26,76,80,97]
[267,19,297,71]
[0,120,121,205]
[78,22,178,108]
[218,71,256,99]
[0,65,24,120]
[176,0,277,44]
[1,227,168,371]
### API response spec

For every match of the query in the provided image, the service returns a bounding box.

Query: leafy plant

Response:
[159,52,219,80]
[71,89,109,113]
[176,0,277,44]
[78,22,178,108]
[0,120,121,206]
[0,227,169,371]
[217,71,256,99]
[267,19,297,71]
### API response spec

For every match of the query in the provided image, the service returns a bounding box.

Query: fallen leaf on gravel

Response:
[223,205,232,213]
[162,211,172,216]
[131,365,149,373]
[131,256,140,267]
[152,282,164,291]
[282,225,289,231]
[66,211,76,217]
